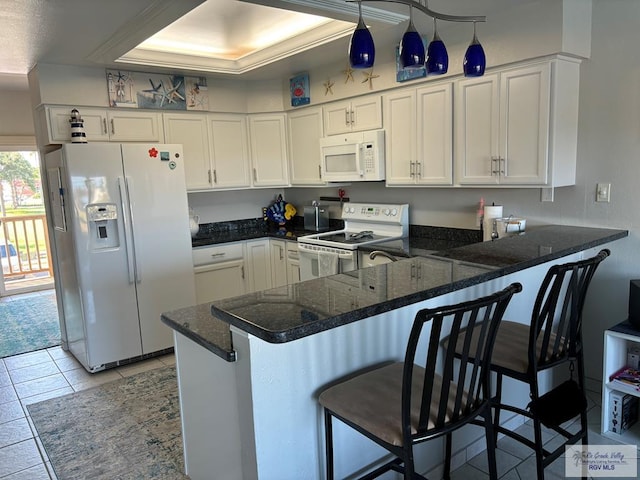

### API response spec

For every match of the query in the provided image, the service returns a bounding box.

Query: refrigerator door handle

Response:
[117,177,136,284]
[124,177,142,283]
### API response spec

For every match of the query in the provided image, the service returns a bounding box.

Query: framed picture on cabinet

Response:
[290,73,310,107]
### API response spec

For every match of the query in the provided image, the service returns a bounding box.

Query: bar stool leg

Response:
[324,409,334,480]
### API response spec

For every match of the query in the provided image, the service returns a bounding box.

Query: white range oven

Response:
[297,203,409,281]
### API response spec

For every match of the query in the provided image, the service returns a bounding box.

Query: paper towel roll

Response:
[483,205,503,241]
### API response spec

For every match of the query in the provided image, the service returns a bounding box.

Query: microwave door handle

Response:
[357,143,364,177]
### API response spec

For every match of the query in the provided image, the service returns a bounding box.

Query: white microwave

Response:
[319,129,385,182]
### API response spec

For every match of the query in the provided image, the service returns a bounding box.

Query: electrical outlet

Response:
[596,183,611,203]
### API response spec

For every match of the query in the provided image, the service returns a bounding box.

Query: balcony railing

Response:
[1,215,52,280]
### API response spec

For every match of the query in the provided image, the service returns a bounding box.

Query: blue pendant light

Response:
[349,1,375,69]
[399,6,425,69]
[426,19,448,75]
[463,22,486,77]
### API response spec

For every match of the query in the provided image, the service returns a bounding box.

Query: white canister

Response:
[495,217,526,238]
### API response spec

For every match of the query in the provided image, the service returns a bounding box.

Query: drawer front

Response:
[192,243,244,266]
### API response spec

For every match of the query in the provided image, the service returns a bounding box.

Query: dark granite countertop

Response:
[161,303,236,361]
[163,224,627,361]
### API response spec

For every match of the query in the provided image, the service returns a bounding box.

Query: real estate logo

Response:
[566,445,637,477]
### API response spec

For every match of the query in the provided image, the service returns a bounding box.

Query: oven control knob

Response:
[382,208,390,216]
[390,208,397,216]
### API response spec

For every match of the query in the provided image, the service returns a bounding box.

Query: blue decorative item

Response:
[266,195,296,226]
[463,23,486,77]
[399,6,425,69]
[349,1,375,69]
[290,73,310,107]
[426,21,448,75]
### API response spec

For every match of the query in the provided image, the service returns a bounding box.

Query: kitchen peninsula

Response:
[162,225,627,480]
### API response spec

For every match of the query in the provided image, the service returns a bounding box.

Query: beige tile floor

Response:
[0,346,635,479]
[0,346,175,479]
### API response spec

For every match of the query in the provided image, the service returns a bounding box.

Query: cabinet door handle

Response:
[417,161,422,179]
[211,252,226,258]
[409,161,415,178]
[318,165,322,179]
[491,157,500,175]
[110,119,115,135]
[350,110,354,125]
[253,168,257,182]
[241,265,245,279]
[208,169,212,184]
[345,109,350,125]
[500,157,506,176]
[213,169,217,184]
[102,118,108,135]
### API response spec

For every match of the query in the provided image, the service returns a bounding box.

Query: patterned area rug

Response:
[27,366,188,480]
[0,291,60,358]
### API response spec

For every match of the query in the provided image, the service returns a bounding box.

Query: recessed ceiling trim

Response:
[117,22,355,75]
[243,0,407,24]
[87,0,206,64]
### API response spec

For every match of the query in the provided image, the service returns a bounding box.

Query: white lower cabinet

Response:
[270,240,288,288]
[194,239,300,303]
[286,242,300,284]
[245,239,272,293]
[193,243,246,304]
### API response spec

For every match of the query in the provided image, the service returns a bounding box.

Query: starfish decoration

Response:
[362,69,379,90]
[343,66,354,83]
[165,78,185,103]
[323,78,335,95]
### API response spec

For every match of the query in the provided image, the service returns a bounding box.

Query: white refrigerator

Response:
[45,143,196,372]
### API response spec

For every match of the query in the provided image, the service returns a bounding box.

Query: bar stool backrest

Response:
[528,249,610,373]
[401,282,522,447]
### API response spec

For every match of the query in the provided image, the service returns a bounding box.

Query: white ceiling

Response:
[0,0,532,91]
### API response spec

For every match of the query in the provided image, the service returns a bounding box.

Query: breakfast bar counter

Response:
[161,224,627,480]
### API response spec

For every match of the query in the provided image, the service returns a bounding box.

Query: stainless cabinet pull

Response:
[279,246,284,260]
[110,119,115,135]
[318,165,322,179]
[350,110,354,125]
[213,169,217,184]
[345,109,350,125]
[491,157,500,175]
[211,252,226,258]
[208,169,212,184]
[500,157,506,176]
[409,161,415,178]
[102,118,108,134]
[417,162,422,179]
[253,168,257,182]
[241,265,245,279]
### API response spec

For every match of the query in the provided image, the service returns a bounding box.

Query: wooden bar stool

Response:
[319,283,522,480]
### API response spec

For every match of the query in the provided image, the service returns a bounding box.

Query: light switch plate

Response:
[596,183,611,202]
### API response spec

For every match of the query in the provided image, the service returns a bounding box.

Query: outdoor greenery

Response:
[0,152,39,213]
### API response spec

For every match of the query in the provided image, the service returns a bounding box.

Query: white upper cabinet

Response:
[108,110,164,142]
[287,106,325,186]
[323,94,382,135]
[45,106,163,144]
[248,113,289,187]
[163,113,211,191]
[46,106,110,142]
[208,113,251,189]
[455,57,579,187]
[384,83,453,186]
